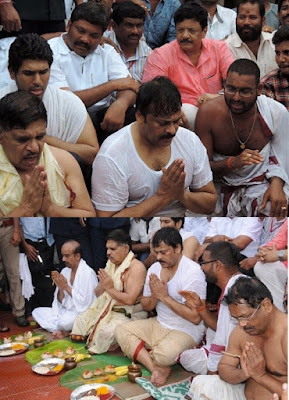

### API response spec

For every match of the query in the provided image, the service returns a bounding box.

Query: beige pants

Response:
[0,225,25,316]
[115,317,196,367]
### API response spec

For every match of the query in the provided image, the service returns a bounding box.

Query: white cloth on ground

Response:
[19,253,34,300]
[254,260,287,312]
[91,124,213,216]
[0,83,87,143]
[143,255,207,343]
[32,259,98,332]
[188,374,246,400]
[206,217,262,258]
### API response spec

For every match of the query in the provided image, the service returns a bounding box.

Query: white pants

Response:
[254,261,287,312]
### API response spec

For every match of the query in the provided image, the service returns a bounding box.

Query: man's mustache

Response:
[75,41,90,50]
[160,133,175,140]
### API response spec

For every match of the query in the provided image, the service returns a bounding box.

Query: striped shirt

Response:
[104,30,152,82]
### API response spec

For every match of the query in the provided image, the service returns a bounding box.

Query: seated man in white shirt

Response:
[48,2,139,145]
[225,0,278,78]
[197,0,237,40]
[1,33,99,166]
[91,76,217,217]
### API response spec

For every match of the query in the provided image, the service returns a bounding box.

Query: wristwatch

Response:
[277,250,285,262]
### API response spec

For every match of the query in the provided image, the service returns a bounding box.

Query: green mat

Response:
[25,339,88,365]
[136,377,191,399]
[60,353,151,391]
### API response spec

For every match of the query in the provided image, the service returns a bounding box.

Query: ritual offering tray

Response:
[0,342,29,357]
[32,357,65,375]
[70,383,115,400]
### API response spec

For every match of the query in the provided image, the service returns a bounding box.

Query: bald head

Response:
[61,240,82,270]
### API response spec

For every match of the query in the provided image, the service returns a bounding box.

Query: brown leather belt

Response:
[0,219,13,228]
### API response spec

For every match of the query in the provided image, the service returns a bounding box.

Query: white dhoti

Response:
[32,259,98,333]
[32,307,78,332]
[188,375,246,400]
[254,260,287,312]
[213,143,289,217]
[71,251,147,354]
[212,95,289,217]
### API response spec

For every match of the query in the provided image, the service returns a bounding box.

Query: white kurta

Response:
[32,259,98,332]
[0,83,87,144]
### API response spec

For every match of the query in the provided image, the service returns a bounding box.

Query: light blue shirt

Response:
[20,218,54,247]
[143,0,181,49]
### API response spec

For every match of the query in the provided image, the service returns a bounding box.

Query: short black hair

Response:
[227,58,260,85]
[71,2,109,32]
[112,1,145,25]
[273,26,289,45]
[174,3,208,30]
[0,90,47,133]
[8,33,53,74]
[152,227,183,251]
[106,229,132,250]
[205,242,242,272]
[223,277,273,308]
[136,76,182,118]
[237,0,265,18]
[170,217,185,228]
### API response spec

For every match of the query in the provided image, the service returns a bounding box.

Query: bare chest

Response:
[213,114,271,155]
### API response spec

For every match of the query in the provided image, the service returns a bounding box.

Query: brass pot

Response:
[127,364,142,383]
[34,339,44,348]
[64,357,77,370]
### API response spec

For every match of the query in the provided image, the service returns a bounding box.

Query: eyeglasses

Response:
[231,304,261,323]
[224,85,255,98]
[199,259,217,266]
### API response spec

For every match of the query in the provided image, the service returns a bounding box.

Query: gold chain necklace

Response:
[229,107,257,149]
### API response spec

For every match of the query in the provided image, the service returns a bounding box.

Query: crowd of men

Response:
[0,216,287,400]
[0,0,288,217]
[0,1,288,397]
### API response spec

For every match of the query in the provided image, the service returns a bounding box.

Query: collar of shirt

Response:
[234,31,273,48]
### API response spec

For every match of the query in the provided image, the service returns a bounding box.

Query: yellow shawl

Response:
[86,251,135,353]
[0,143,71,215]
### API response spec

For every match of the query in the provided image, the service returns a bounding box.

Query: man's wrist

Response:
[278,250,285,262]
[196,302,206,312]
